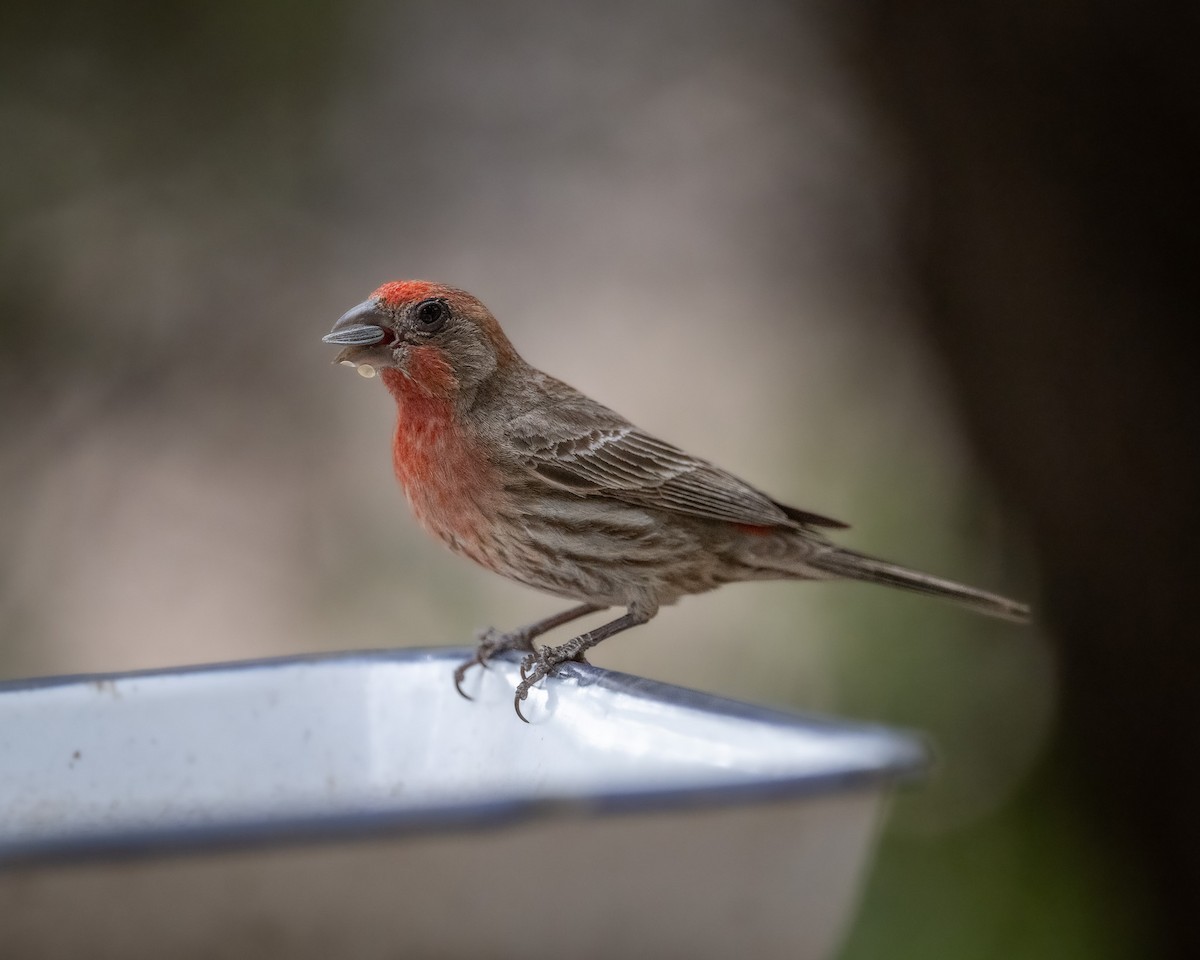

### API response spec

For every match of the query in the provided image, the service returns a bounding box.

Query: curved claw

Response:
[454,627,514,701]
[453,650,495,701]
[514,655,552,722]
[453,664,475,701]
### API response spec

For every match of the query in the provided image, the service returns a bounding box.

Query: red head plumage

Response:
[366,280,519,370]
[371,280,441,308]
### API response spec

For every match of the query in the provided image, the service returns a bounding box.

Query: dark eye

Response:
[414,299,447,331]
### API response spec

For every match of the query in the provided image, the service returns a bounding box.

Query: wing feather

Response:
[507,393,846,530]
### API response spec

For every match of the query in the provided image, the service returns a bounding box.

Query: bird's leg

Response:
[453,603,604,699]
[514,606,654,722]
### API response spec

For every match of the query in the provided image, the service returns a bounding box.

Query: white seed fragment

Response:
[339,360,357,368]
[357,363,377,379]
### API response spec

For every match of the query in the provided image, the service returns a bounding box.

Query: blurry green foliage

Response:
[844,764,1147,960]
[0,0,349,361]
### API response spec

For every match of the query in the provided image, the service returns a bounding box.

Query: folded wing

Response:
[508,393,846,531]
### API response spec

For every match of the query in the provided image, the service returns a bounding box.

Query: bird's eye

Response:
[414,299,447,331]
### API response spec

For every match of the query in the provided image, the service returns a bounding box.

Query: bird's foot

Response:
[453,626,534,700]
[513,642,588,722]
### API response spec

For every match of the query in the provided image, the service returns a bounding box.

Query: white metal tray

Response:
[0,648,927,959]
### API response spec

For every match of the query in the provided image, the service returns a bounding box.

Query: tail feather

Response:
[807,546,1030,624]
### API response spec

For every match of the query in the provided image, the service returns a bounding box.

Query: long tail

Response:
[806,546,1030,623]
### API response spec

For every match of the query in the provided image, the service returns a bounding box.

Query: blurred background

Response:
[2,0,1195,956]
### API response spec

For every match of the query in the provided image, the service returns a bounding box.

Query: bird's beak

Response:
[323,300,388,363]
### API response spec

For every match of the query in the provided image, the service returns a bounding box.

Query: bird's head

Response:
[323,281,517,399]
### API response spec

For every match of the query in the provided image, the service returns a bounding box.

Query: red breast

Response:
[382,366,501,570]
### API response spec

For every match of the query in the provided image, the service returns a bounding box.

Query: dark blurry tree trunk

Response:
[845,2,1199,956]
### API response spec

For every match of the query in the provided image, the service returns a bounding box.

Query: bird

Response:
[324,280,1029,720]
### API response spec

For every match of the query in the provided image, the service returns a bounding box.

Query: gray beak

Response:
[323,300,388,346]
[324,300,392,364]
[322,324,386,346]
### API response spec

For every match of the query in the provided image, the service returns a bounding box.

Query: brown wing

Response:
[507,391,847,530]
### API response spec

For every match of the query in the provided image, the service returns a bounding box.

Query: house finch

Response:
[324,281,1029,720]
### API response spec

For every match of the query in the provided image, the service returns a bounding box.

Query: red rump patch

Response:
[372,280,440,307]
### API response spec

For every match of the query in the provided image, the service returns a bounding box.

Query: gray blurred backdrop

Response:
[5,1,1185,957]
